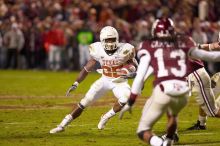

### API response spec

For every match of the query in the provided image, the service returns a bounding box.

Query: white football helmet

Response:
[100,26,119,52]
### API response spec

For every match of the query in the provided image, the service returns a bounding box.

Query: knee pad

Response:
[80,95,94,107]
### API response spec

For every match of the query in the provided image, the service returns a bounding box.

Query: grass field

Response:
[0,70,220,146]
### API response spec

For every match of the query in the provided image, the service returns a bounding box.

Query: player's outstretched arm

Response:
[190,48,220,62]
[66,58,97,96]
[75,58,97,83]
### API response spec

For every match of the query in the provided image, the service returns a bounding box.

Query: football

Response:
[120,64,136,75]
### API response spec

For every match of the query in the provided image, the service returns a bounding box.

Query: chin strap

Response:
[105,48,117,55]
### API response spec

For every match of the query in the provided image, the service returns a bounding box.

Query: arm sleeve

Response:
[131,54,151,94]
[190,48,220,62]
[144,66,154,81]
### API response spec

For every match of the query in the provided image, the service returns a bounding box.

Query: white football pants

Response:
[137,84,188,133]
[80,76,130,107]
[188,67,219,117]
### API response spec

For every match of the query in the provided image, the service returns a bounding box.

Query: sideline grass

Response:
[0,70,220,146]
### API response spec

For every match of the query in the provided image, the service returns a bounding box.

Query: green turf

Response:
[0,70,220,146]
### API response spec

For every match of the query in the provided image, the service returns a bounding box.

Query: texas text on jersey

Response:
[89,42,135,78]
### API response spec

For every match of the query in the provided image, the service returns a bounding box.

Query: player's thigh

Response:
[192,68,211,87]
[191,69,218,116]
[168,94,188,116]
[80,78,109,107]
[112,82,131,104]
[137,86,170,133]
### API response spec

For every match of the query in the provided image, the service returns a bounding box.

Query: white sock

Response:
[163,138,173,146]
[59,114,73,127]
[198,115,207,126]
[102,108,116,119]
[150,135,163,146]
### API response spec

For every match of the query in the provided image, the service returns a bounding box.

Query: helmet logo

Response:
[123,49,129,55]
[158,25,164,28]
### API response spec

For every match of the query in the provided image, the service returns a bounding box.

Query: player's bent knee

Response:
[80,96,94,107]
[118,101,126,107]
[118,96,129,105]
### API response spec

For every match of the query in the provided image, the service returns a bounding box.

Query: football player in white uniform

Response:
[49,26,137,134]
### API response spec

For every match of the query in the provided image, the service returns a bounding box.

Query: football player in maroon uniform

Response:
[122,18,220,146]
[133,18,191,146]
[187,36,220,130]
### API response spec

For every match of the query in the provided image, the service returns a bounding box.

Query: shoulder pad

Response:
[117,43,135,62]
[120,43,135,56]
[89,42,102,60]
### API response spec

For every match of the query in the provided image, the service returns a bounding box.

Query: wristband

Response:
[84,66,91,72]
[208,44,211,51]
[73,81,79,86]
[128,98,136,106]
[128,92,138,106]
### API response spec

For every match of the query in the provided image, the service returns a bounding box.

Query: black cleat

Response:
[187,120,206,130]
[173,133,179,143]
[161,133,179,143]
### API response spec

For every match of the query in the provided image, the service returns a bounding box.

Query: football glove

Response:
[119,104,132,120]
[66,82,79,96]
[120,72,136,79]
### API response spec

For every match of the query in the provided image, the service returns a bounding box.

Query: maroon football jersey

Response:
[187,58,204,75]
[138,36,196,86]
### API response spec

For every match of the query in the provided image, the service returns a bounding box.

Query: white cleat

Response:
[49,126,64,134]
[97,116,109,130]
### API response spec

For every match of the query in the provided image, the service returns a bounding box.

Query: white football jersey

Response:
[89,42,135,78]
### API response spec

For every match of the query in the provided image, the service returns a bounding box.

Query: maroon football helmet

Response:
[151,18,175,38]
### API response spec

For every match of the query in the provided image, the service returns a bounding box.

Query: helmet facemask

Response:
[102,38,118,51]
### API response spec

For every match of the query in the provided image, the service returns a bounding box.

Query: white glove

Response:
[119,104,132,120]
[66,82,79,96]
[120,72,136,79]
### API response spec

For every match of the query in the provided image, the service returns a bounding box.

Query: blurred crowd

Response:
[0,0,220,73]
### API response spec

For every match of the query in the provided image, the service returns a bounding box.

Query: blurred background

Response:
[0,0,219,74]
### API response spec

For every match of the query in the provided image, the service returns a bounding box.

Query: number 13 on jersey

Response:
[154,48,187,78]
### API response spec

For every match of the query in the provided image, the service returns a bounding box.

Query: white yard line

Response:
[2,121,37,125]
[183,132,213,136]
[158,120,193,124]
[177,144,220,146]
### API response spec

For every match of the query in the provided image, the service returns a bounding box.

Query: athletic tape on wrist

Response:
[84,66,91,72]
